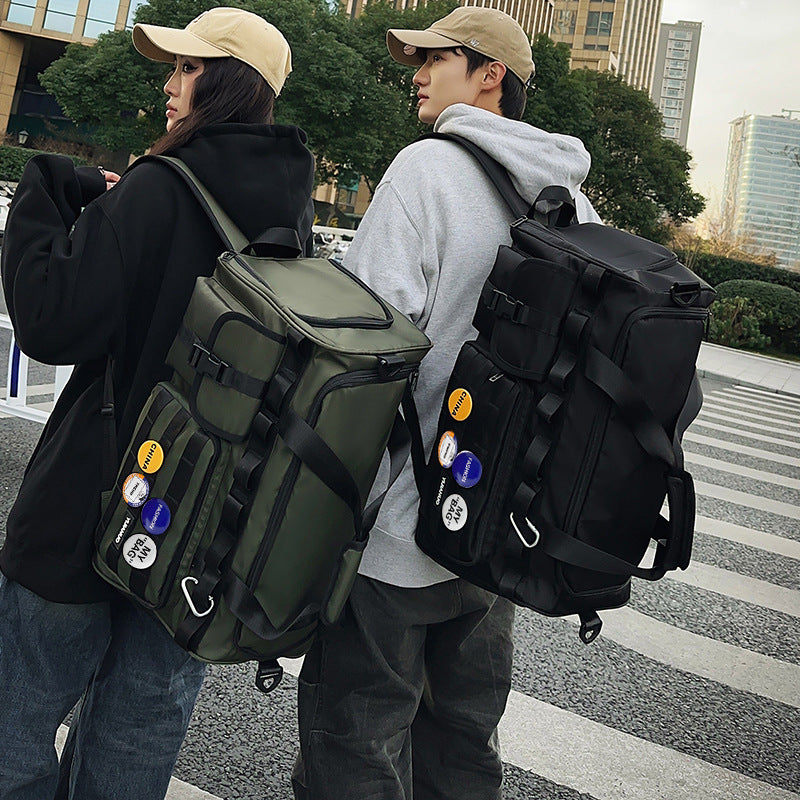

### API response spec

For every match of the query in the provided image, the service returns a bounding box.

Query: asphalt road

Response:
[1,329,798,800]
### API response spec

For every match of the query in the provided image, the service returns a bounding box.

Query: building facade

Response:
[343,0,555,39]
[549,0,662,92]
[723,113,800,269]
[0,0,145,138]
[650,19,700,147]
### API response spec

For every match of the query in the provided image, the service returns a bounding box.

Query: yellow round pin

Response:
[137,440,165,474]
[447,388,473,422]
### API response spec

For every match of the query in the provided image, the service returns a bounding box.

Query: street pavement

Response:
[1,330,798,800]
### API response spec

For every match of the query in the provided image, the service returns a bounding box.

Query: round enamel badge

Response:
[137,440,164,474]
[122,534,157,570]
[141,498,171,535]
[441,494,468,531]
[447,389,473,422]
[122,473,150,508]
[452,451,482,489]
[437,431,458,468]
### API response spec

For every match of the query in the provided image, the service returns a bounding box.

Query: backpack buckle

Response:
[488,289,526,323]
[255,661,284,694]
[378,354,406,379]
[189,343,230,382]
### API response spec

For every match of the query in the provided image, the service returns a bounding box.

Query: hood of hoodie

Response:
[434,103,593,208]
[171,122,316,245]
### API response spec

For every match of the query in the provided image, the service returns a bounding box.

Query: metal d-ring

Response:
[181,576,215,618]
[509,513,541,549]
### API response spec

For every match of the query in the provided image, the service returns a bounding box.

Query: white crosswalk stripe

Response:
[6,360,798,799]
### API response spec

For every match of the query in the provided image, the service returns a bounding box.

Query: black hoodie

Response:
[1,123,315,603]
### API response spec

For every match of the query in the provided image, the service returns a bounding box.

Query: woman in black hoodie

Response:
[0,9,315,799]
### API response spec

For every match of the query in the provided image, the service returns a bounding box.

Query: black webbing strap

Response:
[275,409,364,535]
[177,326,270,399]
[531,186,577,228]
[223,572,319,641]
[584,346,676,467]
[531,516,669,581]
[402,388,426,495]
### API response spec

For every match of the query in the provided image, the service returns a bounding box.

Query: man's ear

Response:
[480,61,507,91]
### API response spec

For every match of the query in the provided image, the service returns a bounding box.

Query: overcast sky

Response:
[659,0,800,217]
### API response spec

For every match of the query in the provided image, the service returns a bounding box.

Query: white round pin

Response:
[441,494,468,531]
[122,534,157,570]
[437,431,458,468]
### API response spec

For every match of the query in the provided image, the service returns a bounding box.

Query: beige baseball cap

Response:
[387,6,534,85]
[133,7,291,95]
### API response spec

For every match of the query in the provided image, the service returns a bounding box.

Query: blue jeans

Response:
[0,570,206,800]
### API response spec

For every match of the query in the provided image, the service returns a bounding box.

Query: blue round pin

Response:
[452,450,482,489]
[141,498,171,535]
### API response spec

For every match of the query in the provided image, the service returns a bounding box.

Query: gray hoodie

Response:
[344,103,601,587]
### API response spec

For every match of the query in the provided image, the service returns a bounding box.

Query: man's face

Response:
[412,48,485,124]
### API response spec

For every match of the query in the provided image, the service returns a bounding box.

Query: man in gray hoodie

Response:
[293,8,600,800]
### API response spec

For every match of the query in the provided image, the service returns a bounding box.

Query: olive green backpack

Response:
[93,157,431,692]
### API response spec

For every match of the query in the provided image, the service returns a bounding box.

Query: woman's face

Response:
[163,55,205,131]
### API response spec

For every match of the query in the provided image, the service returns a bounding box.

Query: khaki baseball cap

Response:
[387,6,534,85]
[133,7,291,95]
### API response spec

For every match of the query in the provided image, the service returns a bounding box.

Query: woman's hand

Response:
[101,169,121,190]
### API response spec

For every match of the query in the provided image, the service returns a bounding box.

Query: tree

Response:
[525,38,705,241]
[39,3,706,238]
[39,29,165,153]
[38,0,457,189]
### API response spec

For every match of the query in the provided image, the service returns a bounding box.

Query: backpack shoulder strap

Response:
[134,154,249,252]
[418,132,577,227]
[419,131,528,219]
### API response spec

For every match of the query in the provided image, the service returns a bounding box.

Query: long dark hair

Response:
[149,57,276,155]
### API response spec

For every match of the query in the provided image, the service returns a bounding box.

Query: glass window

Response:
[585,11,613,37]
[670,30,692,40]
[553,9,576,35]
[6,0,36,25]
[126,0,146,28]
[83,0,117,37]
[44,0,78,32]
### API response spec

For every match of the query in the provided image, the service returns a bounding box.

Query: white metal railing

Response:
[0,313,72,423]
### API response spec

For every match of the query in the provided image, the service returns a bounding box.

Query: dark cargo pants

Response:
[292,574,515,800]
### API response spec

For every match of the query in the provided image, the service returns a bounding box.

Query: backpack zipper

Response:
[237,364,417,637]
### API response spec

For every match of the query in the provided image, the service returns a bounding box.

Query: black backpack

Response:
[413,133,715,643]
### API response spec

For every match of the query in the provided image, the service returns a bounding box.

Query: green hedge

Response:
[708,296,770,351]
[677,250,800,294]
[715,279,800,354]
[0,145,87,181]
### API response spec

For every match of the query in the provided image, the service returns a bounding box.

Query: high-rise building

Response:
[343,0,555,39]
[723,113,800,269]
[650,20,701,147]
[0,0,145,138]
[550,0,663,92]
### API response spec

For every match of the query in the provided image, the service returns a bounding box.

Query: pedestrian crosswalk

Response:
[7,375,800,799]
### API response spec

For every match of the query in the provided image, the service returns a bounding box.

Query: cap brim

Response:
[132,23,230,64]
[386,29,463,67]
